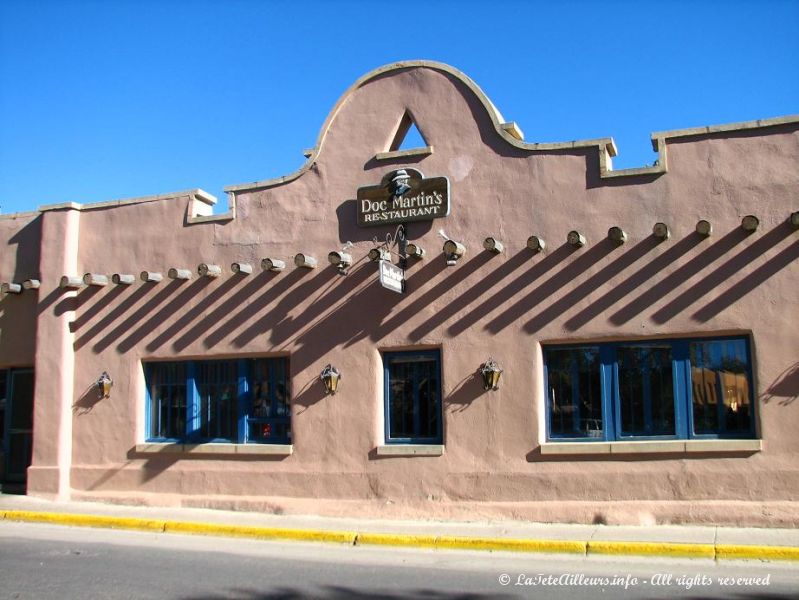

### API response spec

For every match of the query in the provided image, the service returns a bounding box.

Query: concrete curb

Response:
[3,510,799,561]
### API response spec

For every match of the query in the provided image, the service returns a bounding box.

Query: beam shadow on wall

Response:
[145,275,242,352]
[74,284,151,351]
[268,263,370,348]
[93,280,182,353]
[116,277,212,353]
[408,250,520,341]
[485,241,614,334]
[609,227,749,325]
[234,267,341,348]
[652,223,797,323]
[523,236,659,334]
[199,269,304,350]
[694,239,799,323]
[447,245,570,337]
[564,234,703,331]
[70,284,126,333]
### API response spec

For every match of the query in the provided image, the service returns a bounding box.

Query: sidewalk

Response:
[1,493,798,562]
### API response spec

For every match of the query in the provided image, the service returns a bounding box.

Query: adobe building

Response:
[1,61,798,526]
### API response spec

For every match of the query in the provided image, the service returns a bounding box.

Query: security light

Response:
[443,240,465,265]
[368,247,390,262]
[406,243,425,258]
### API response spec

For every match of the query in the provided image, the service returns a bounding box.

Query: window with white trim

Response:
[383,350,442,444]
[145,357,290,444]
[544,337,755,441]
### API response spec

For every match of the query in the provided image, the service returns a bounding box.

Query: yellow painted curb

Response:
[163,520,357,545]
[356,532,439,549]
[588,540,715,559]
[436,535,586,555]
[3,510,166,532]
[716,544,799,562]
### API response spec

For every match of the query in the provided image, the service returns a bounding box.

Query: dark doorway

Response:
[2,368,34,491]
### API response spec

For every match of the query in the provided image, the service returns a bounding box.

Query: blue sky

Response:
[1,0,797,214]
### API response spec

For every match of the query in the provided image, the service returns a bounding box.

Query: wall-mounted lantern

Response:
[83,273,109,287]
[368,247,390,262]
[112,274,135,285]
[405,243,425,259]
[261,258,286,272]
[483,237,504,254]
[294,254,317,269]
[140,271,163,283]
[198,263,222,278]
[60,276,84,289]
[567,231,586,247]
[696,220,713,237]
[168,268,192,280]
[741,215,759,232]
[791,211,799,228]
[652,222,671,240]
[608,227,627,245]
[443,240,466,265]
[526,235,546,253]
[22,279,41,290]
[1,282,22,294]
[327,251,352,273]
[480,358,503,391]
[231,262,253,275]
[97,371,113,398]
[320,364,341,395]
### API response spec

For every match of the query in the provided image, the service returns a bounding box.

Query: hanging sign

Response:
[357,168,450,227]
[378,259,404,294]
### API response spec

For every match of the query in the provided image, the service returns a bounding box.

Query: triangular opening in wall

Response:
[389,111,429,151]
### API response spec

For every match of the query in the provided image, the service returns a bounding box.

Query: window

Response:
[545,337,755,441]
[384,350,442,444]
[145,357,290,444]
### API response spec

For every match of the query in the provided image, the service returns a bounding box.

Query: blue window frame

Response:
[544,336,755,441]
[384,350,442,444]
[145,357,290,444]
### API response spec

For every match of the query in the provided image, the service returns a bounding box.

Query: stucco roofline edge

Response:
[25,188,217,217]
[224,60,623,194]
[223,61,798,193]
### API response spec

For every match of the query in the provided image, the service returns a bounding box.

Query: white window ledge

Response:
[376,444,444,457]
[135,443,293,456]
[539,439,762,456]
[374,146,434,161]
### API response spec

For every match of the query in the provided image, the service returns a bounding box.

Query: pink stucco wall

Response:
[3,62,798,525]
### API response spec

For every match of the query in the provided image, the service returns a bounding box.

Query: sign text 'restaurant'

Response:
[357,175,450,227]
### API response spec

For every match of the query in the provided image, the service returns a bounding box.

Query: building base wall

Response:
[63,490,799,528]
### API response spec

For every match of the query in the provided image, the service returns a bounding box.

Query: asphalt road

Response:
[0,521,797,599]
